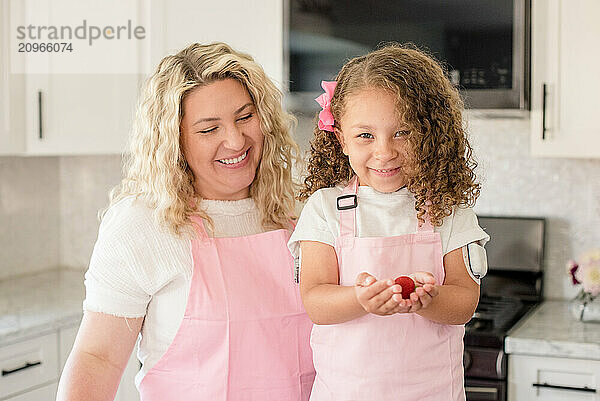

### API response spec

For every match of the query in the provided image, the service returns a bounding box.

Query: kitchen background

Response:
[2,113,600,300]
[2,0,600,400]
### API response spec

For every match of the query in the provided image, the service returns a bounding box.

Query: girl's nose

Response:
[374,140,396,162]
[223,124,245,151]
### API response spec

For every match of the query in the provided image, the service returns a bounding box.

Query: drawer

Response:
[509,354,600,401]
[0,332,59,399]
[4,381,58,401]
[58,324,78,372]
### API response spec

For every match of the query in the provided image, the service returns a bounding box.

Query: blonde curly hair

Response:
[108,42,299,237]
[300,43,480,227]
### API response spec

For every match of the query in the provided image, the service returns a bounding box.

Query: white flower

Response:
[577,249,600,297]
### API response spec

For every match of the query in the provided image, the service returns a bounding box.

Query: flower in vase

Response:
[577,249,600,297]
[568,248,600,302]
[566,260,580,284]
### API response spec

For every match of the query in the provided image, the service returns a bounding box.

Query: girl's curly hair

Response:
[299,43,480,227]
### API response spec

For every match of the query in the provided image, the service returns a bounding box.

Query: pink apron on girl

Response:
[310,177,465,401]
[139,215,315,401]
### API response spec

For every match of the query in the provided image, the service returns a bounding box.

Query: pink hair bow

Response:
[315,80,337,132]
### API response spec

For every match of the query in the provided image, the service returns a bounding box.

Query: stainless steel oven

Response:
[285,0,530,110]
[464,216,545,401]
[466,378,506,401]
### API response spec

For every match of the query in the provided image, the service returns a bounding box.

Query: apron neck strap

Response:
[190,215,211,244]
[338,176,359,239]
[337,177,436,236]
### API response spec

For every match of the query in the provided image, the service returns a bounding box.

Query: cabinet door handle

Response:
[1,361,42,376]
[465,386,498,394]
[38,90,43,139]
[541,83,547,140]
[532,382,597,393]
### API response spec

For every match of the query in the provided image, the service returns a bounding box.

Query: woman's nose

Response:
[223,124,245,150]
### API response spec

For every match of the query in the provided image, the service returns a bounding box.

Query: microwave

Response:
[285,0,530,111]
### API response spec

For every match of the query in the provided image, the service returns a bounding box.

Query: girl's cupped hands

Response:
[355,271,439,316]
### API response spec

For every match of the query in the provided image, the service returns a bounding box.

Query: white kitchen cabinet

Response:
[530,0,600,158]
[4,0,146,155]
[149,0,284,88]
[58,324,77,372]
[4,0,283,155]
[58,323,140,401]
[508,354,600,400]
[0,324,139,401]
[0,332,59,400]
[4,382,58,401]
[23,73,140,155]
[0,0,25,154]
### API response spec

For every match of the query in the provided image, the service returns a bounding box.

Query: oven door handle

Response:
[532,382,597,393]
[465,386,498,394]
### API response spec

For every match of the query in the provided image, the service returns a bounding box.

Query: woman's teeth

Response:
[218,150,248,165]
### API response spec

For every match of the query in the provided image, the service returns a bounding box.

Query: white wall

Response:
[1,114,599,300]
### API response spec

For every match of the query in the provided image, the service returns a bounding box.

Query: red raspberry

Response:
[394,275,416,299]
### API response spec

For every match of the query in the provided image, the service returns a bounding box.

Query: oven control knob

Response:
[463,350,472,370]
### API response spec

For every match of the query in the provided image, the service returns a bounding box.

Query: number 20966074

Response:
[18,42,73,52]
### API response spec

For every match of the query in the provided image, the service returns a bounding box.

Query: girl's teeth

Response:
[219,150,248,165]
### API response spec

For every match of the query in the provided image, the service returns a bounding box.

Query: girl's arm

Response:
[299,240,406,325]
[56,311,143,401]
[414,248,480,325]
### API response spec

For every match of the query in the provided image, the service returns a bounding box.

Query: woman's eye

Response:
[237,113,253,122]
[198,127,217,134]
[395,130,411,137]
[358,133,373,139]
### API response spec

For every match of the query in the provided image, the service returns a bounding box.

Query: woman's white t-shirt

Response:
[288,185,490,282]
[83,196,268,387]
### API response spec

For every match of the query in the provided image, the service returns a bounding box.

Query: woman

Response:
[57,42,315,401]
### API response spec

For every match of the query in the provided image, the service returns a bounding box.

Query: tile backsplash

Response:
[1,113,599,299]
[0,157,60,280]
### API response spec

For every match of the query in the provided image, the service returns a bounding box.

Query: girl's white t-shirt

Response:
[288,185,490,282]
[83,196,268,387]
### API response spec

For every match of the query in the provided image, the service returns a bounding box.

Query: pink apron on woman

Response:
[309,177,465,401]
[139,215,315,401]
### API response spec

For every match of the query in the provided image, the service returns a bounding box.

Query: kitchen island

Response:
[505,301,600,400]
[0,269,138,401]
[0,269,83,346]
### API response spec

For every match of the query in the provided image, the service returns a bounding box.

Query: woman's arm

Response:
[414,247,480,325]
[57,311,144,401]
[299,241,406,325]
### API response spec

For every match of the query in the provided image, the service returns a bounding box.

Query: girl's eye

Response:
[358,133,374,139]
[395,130,411,137]
[237,113,253,122]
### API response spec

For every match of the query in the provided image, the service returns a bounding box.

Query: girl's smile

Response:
[369,166,402,177]
[335,87,410,193]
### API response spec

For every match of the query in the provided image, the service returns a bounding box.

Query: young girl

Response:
[288,44,489,401]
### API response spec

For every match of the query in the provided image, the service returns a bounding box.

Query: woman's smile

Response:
[216,148,250,168]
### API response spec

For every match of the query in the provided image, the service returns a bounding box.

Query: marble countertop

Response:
[505,300,600,360]
[0,269,85,346]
